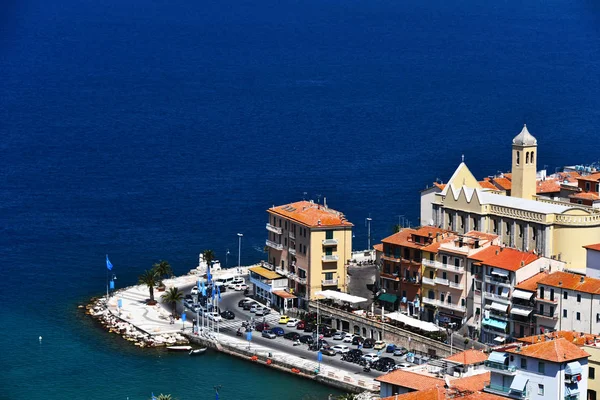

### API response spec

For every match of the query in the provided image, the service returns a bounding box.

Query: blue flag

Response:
[211,284,215,299]
[151,393,157,400]
[217,285,221,300]
[201,281,207,297]
[117,299,122,308]
[109,280,115,289]
[106,255,113,271]
[182,312,186,322]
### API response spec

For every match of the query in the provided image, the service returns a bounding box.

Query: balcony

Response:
[484,292,511,303]
[484,361,517,375]
[380,272,399,281]
[289,232,295,240]
[449,281,462,289]
[422,297,439,307]
[382,254,401,263]
[438,302,467,313]
[484,275,511,287]
[322,239,338,246]
[322,255,339,262]
[266,239,283,251]
[422,259,437,268]
[534,310,558,320]
[537,296,558,304]
[289,247,296,256]
[484,382,526,399]
[437,263,465,274]
[434,277,449,286]
[322,278,338,286]
[266,223,282,234]
[422,277,436,286]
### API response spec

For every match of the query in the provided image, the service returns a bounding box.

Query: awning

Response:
[378,293,398,303]
[314,290,368,304]
[512,289,534,300]
[482,318,507,330]
[491,269,509,277]
[510,375,528,393]
[273,291,297,299]
[565,384,580,396]
[249,266,284,280]
[401,297,407,303]
[501,287,510,297]
[494,336,506,343]
[566,361,582,375]
[386,311,442,332]
[510,306,533,317]
[488,351,508,364]
[490,302,508,312]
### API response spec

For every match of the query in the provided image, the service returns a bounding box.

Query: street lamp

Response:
[225,249,230,268]
[237,233,243,271]
[365,217,372,250]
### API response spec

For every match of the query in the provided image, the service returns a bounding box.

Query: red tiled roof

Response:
[375,370,442,389]
[569,192,600,200]
[505,337,590,362]
[584,243,600,252]
[492,177,512,190]
[479,180,499,190]
[515,271,549,292]
[433,183,447,190]
[464,231,499,242]
[471,246,538,271]
[578,172,600,182]
[537,271,600,294]
[268,201,353,228]
[453,372,491,391]
[517,331,597,347]
[373,243,384,252]
[445,349,488,365]
[381,386,504,400]
[536,179,561,194]
[380,227,450,250]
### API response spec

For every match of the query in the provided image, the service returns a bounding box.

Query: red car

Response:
[296,320,305,330]
[255,322,270,332]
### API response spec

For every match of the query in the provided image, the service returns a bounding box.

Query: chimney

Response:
[580,276,585,283]
[521,261,525,267]
[317,219,321,226]
[496,249,499,255]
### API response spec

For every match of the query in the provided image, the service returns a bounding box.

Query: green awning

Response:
[379,293,398,303]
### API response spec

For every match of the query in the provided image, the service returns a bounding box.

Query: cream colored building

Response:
[265,200,353,306]
[584,343,600,400]
[421,125,600,271]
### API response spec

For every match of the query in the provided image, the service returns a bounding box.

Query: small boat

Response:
[166,345,193,352]
[189,347,208,356]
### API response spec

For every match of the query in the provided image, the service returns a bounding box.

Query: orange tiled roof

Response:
[453,372,491,391]
[381,227,450,250]
[267,201,353,228]
[536,179,561,194]
[492,177,512,190]
[504,173,512,180]
[375,369,443,389]
[479,180,499,190]
[569,192,600,200]
[517,331,597,347]
[537,271,600,294]
[433,183,447,190]
[464,231,499,242]
[381,387,504,400]
[584,243,600,252]
[506,337,590,362]
[471,246,538,271]
[373,243,384,252]
[445,349,488,365]
[578,172,600,182]
[515,271,549,292]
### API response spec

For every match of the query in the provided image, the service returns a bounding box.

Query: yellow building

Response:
[265,200,353,306]
[421,125,600,271]
[585,344,600,400]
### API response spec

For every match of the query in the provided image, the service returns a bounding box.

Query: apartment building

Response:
[484,338,589,400]
[585,243,600,279]
[511,271,549,339]
[265,200,353,306]
[569,172,600,206]
[420,125,600,270]
[535,271,600,335]
[584,343,600,400]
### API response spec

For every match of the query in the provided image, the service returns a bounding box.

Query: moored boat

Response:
[166,345,193,352]
[189,347,207,356]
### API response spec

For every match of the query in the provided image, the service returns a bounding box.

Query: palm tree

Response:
[161,287,184,316]
[153,260,173,285]
[156,394,173,400]
[138,269,159,303]
[203,249,216,270]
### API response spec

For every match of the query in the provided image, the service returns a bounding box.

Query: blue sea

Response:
[2,0,600,398]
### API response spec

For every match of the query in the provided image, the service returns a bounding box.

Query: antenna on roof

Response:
[461,154,465,163]
[303,192,307,201]
[316,194,322,204]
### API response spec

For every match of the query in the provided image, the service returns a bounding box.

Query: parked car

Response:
[374,340,386,350]
[261,330,276,339]
[331,345,350,354]
[361,353,380,363]
[296,320,305,330]
[278,315,290,324]
[341,349,363,363]
[220,310,235,320]
[238,299,251,307]
[250,304,259,313]
[393,347,408,356]
[395,362,412,369]
[386,344,397,353]
[351,336,364,346]
[185,294,193,301]
[255,322,270,332]
[255,307,270,316]
[303,323,316,333]
[320,348,337,356]
[318,326,336,337]
[363,338,375,348]
[233,283,248,291]
[191,286,199,295]
[271,327,285,336]
[227,278,245,289]
[286,318,299,327]
[373,357,396,372]
[242,302,254,311]
[343,334,355,343]
[299,335,314,344]
[207,312,222,322]
[332,331,347,340]
[283,332,301,341]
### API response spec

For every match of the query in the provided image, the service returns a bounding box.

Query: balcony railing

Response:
[449,281,462,289]
[322,278,338,286]
[534,310,558,319]
[438,302,467,313]
[422,259,437,268]
[422,277,436,286]
[484,292,511,303]
[422,297,438,306]
[322,255,339,262]
[266,223,282,234]
[435,277,449,286]
[289,248,296,256]
[266,239,283,250]
[484,382,526,398]
[484,275,511,286]
[289,232,295,240]
[484,361,517,373]
[436,262,465,273]
[322,239,338,246]
[537,297,558,304]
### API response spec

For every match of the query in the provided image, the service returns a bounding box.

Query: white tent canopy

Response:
[386,311,442,332]
[314,290,368,304]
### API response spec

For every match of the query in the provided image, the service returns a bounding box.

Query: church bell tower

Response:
[511,124,538,200]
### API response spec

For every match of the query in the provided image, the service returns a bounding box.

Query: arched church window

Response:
[531,151,534,164]
[516,151,520,165]
[526,152,529,164]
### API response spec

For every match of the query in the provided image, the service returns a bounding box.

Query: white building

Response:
[585,244,600,279]
[248,265,291,311]
[535,271,600,335]
[484,338,589,400]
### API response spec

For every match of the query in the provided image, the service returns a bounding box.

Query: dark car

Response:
[185,294,193,301]
[373,357,396,372]
[318,326,336,337]
[363,338,375,348]
[386,344,397,353]
[218,285,227,293]
[242,302,254,311]
[271,327,285,336]
[303,323,316,333]
[296,321,306,330]
[299,335,314,344]
[255,322,270,332]
[238,299,251,307]
[320,348,337,356]
[352,336,364,346]
[220,310,235,320]
[284,332,301,341]
[342,349,363,363]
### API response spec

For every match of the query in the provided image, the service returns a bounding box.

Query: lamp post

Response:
[365,217,372,250]
[225,249,230,268]
[237,233,243,271]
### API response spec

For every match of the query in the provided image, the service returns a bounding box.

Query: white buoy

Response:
[39,336,42,342]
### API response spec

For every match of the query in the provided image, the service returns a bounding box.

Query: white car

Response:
[233,283,248,291]
[362,353,380,363]
[207,312,222,322]
[332,331,347,340]
[191,286,199,295]
[255,307,270,316]
[343,335,356,343]
[250,304,258,313]
[227,278,245,288]
[285,318,298,327]
[331,345,350,354]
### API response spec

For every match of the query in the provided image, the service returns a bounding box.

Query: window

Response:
[324,272,333,280]
[586,182,591,192]
[402,290,406,298]
[563,309,567,318]
[591,367,596,380]
[516,151,520,165]
[538,362,545,374]
[577,312,581,321]
[564,291,568,300]
[539,304,544,314]
[429,270,434,279]
[550,288,554,301]
[540,287,545,299]
[454,258,460,268]
[325,230,333,240]
[284,238,287,246]
[538,384,544,396]
[440,294,445,302]
[493,219,497,233]
[531,151,535,164]
[521,358,527,369]
[461,298,465,307]
[526,152,530,164]
[443,272,447,280]
[442,255,448,265]
[577,294,581,303]
[325,248,332,256]
[455,275,459,284]
[550,306,554,316]
[428,290,434,299]
[447,295,452,304]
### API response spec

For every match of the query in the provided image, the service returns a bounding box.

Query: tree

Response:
[161,287,184,316]
[138,269,159,303]
[203,249,216,270]
[393,224,401,233]
[156,394,173,400]
[153,260,173,285]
